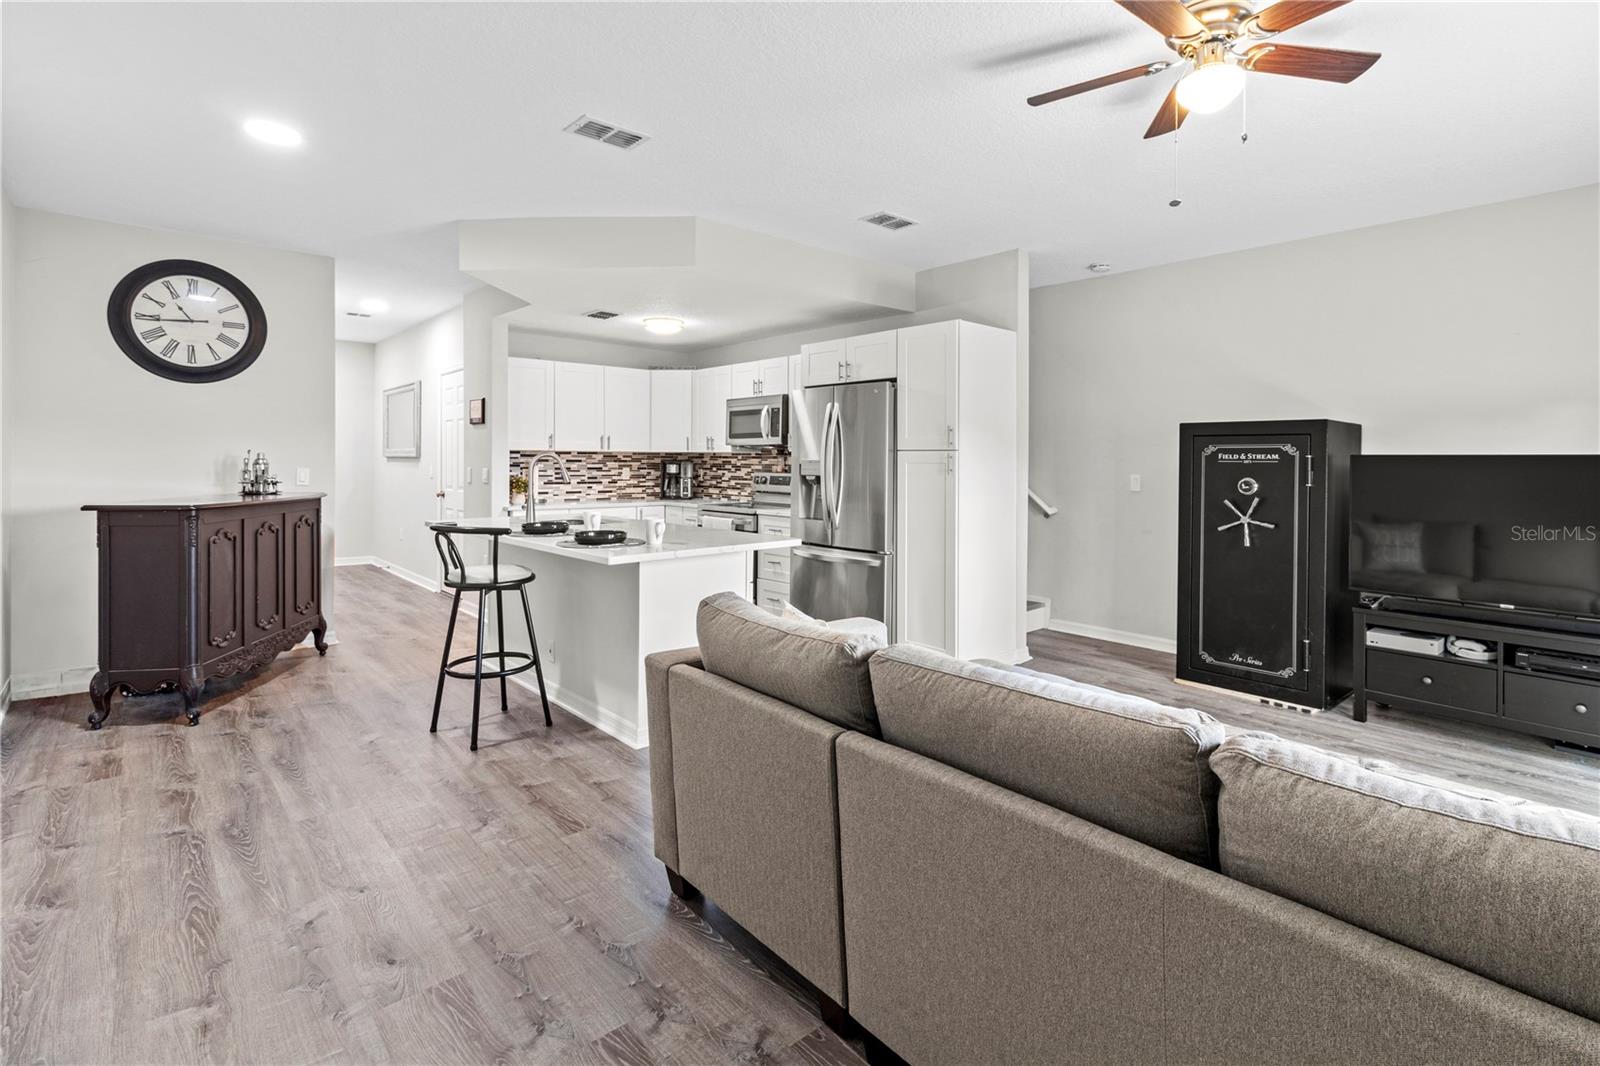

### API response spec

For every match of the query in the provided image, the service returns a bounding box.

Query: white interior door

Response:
[440,369,466,523]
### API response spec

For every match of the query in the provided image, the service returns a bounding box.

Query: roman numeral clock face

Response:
[107,259,266,383]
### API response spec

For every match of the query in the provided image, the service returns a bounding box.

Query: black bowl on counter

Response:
[573,528,628,546]
[522,520,570,535]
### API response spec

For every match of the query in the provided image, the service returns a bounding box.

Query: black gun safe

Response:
[1177,419,1362,710]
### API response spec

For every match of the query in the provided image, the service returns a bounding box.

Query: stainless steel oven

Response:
[726,394,788,449]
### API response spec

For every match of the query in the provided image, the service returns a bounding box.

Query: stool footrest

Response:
[443,649,536,681]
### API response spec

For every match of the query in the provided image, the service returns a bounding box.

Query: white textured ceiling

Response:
[4,1,1597,343]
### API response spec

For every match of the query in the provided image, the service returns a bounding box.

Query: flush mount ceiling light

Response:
[642,317,684,336]
[1087,263,1113,273]
[358,297,390,314]
[242,117,304,148]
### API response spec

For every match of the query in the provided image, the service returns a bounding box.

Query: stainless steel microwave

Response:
[726,394,788,448]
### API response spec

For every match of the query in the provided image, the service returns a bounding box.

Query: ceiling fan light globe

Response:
[1175,62,1245,114]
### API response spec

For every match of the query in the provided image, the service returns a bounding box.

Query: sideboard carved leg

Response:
[179,669,204,726]
[312,617,328,656]
[88,672,113,729]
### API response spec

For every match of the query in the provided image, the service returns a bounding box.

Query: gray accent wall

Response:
[1028,184,1600,650]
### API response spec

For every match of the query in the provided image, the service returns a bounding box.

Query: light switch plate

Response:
[481,466,490,483]
[296,467,311,486]
[1129,474,1142,493]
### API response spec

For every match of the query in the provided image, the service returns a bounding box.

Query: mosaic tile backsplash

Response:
[510,448,788,504]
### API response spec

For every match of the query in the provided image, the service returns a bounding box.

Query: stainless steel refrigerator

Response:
[791,380,895,636]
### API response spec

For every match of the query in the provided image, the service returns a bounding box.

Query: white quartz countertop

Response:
[458,517,799,567]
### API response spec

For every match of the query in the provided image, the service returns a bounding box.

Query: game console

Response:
[1365,627,1446,657]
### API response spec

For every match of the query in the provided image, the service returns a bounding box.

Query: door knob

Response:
[1420,676,1433,685]
[1577,704,1589,715]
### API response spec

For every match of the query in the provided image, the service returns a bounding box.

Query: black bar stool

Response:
[427,523,552,750]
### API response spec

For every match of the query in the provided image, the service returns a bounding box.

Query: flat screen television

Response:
[1348,455,1600,621]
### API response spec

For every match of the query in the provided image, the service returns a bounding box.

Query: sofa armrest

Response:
[645,646,703,870]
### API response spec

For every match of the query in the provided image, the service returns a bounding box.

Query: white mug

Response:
[647,518,667,547]
[585,510,603,530]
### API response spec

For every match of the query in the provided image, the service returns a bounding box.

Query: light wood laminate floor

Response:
[2,565,865,1066]
[1026,628,1600,814]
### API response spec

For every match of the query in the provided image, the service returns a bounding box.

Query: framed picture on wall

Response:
[383,381,421,458]
[469,397,485,425]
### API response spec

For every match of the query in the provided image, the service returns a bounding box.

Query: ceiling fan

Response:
[1027,0,1380,138]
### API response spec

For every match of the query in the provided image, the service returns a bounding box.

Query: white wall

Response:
[335,340,376,562]
[4,208,335,697]
[508,329,695,368]
[371,304,463,585]
[1029,185,1600,649]
[0,190,15,708]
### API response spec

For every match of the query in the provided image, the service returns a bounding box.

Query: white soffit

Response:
[459,217,918,348]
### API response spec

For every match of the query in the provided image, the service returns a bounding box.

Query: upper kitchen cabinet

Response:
[802,331,896,386]
[650,369,692,452]
[551,362,607,450]
[507,358,554,451]
[729,357,790,399]
[801,338,846,387]
[897,320,1016,452]
[844,329,898,382]
[691,366,731,453]
[602,366,652,451]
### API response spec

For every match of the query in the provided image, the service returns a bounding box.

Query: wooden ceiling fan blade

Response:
[1243,43,1381,83]
[1116,0,1206,40]
[1250,0,1350,34]
[1143,84,1189,139]
[1028,61,1171,107]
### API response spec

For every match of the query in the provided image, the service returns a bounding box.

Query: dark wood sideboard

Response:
[82,493,327,727]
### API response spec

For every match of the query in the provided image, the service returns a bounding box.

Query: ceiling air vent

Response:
[584,309,620,320]
[861,211,917,231]
[344,311,372,318]
[564,115,650,150]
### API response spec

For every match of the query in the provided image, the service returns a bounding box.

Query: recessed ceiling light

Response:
[242,117,304,148]
[359,298,390,314]
[642,317,684,336]
[1087,263,1112,274]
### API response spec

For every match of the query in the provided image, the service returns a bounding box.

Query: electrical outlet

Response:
[296,467,311,486]
[1129,474,1142,493]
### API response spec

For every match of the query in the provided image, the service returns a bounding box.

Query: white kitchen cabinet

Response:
[845,329,898,382]
[663,504,696,527]
[728,361,761,400]
[602,366,652,451]
[507,358,555,451]
[551,362,606,451]
[755,579,790,615]
[755,357,788,396]
[897,320,960,451]
[691,366,731,453]
[801,338,846,387]
[650,369,692,452]
[755,550,791,584]
[897,451,957,653]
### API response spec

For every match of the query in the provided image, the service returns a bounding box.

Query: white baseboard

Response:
[508,673,645,749]
[335,555,378,567]
[1045,618,1177,655]
[1007,645,1032,664]
[368,558,439,594]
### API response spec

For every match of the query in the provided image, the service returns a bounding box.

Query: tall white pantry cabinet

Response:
[892,320,1018,662]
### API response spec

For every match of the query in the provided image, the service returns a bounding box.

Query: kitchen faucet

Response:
[522,452,572,521]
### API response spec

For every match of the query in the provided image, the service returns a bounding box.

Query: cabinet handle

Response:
[946,454,953,474]
[1577,704,1590,715]
[947,425,954,446]
[548,433,553,448]
[1420,676,1433,685]
[837,360,844,381]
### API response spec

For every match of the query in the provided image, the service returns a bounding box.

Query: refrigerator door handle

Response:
[793,545,885,567]
[822,401,841,529]
[832,409,847,528]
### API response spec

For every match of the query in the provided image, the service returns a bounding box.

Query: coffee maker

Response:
[662,459,695,499]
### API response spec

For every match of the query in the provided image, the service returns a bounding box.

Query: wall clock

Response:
[106,259,267,383]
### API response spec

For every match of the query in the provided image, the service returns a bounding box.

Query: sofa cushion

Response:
[1211,733,1600,1023]
[696,592,885,733]
[868,645,1228,866]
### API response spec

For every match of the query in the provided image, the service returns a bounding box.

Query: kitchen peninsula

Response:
[466,518,799,747]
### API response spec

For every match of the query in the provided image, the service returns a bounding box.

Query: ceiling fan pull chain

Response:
[1169,125,1182,208]
[1241,77,1249,144]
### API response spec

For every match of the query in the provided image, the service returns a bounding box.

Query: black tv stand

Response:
[1354,605,1600,749]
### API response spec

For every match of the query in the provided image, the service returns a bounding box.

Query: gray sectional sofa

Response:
[646,593,1600,1065]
